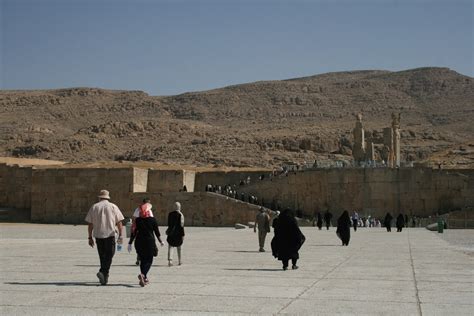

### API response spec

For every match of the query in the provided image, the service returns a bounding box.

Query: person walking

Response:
[254,207,271,252]
[85,189,124,286]
[316,212,323,230]
[166,202,185,266]
[132,198,154,266]
[324,210,333,230]
[384,212,393,232]
[337,211,352,246]
[396,213,405,232]
[128,204,164,287]
[351,211,359,232]
[272,208,305,270]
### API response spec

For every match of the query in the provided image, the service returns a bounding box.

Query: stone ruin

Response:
[352,113,401,167]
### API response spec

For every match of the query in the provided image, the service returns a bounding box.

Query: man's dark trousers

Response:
[96,236,116,276]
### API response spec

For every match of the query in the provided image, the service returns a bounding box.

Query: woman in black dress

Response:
[316,212,323,230]
[336,210,351,246]
[396,213,405,232]
[384,212,393,232]
[272,208,305,270]
[128,207,164,287]
[167,202,185,266]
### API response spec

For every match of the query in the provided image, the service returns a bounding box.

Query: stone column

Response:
[352,113,366,162]
[391,113,401,168]
[383,127,394,167]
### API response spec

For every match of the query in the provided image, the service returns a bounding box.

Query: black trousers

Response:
[140,255,154,278]
[353,219,358,231]
[282,258,297,268]
[96,236,115,276]
[386,226,391,232]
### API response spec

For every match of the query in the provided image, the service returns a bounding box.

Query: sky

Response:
[1,0,473,96]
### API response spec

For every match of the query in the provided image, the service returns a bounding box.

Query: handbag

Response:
[153,244,158,257]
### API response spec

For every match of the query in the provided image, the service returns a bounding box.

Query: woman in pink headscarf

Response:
[128,199,164,287]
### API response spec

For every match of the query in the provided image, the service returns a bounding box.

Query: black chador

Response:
[384,213,393,232]
[336,211,351,246]
[396,214,405,232]
[271,209,305,270]
[323,210,333,230]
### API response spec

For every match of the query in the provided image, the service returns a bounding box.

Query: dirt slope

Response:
[1,67,473,168]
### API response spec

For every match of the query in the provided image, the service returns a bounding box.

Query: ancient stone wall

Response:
[147,169,187,192]
[238,168,474,219]
[30,167,137,223]
[183,170,196,192]
[0,164,33,209]
[194,171,268,191]
[1,161,472,225]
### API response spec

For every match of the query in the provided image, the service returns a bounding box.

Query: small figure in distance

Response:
[85,189,124,286]
[254,207,271,252]
[396,213,405,232]
[384,212,393,232]
[166,202,185,266]
[337,210,352,246]
[351,210,359,232]
[316,212,323,230]
[128,202,164,287]
[324,209,333,230]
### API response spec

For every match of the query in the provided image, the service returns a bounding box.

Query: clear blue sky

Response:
[1,0,472,96]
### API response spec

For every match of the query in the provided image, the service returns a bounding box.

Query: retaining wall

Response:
[0,164,33,209]
[30,167,139,223]
[194,170,269,192]
[238,168,474,219]
[147,169,194,192]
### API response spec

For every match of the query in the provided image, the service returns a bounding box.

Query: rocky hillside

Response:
[1,67,473,168]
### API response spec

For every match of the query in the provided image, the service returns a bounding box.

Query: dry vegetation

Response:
[1,67,473,168]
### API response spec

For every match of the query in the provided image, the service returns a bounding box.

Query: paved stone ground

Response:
[0,224,472,315]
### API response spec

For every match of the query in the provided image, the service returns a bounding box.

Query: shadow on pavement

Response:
[224,268,282,272]
[215,250,261,253]
[75,264,138,267]
[306,244,339,247]
[5,281,137,288]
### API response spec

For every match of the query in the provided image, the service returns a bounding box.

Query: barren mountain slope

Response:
[1,67,473,168]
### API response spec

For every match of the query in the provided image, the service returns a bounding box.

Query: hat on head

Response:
[98,190,110,200]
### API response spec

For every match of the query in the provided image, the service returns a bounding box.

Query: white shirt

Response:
[85,200,124,238]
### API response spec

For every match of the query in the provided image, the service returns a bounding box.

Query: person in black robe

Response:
[324,210,333,230]
[128,208,164,287]
[336,210,351,246]
[166,202,185,266]
[384,213,393,232]
[396,213,405,232]
[272,208,305,270]
[316,212,323,230]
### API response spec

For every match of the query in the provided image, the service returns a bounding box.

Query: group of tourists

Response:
[86,188,418,286]
[205,183,261,205]
[253,207,306,270]
[85,190,185,287]
[383,212,407,232]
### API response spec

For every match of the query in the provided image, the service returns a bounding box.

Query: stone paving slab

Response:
[1,224,473,315]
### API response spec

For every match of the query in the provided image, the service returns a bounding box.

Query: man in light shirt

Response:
[85,189,124,285]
